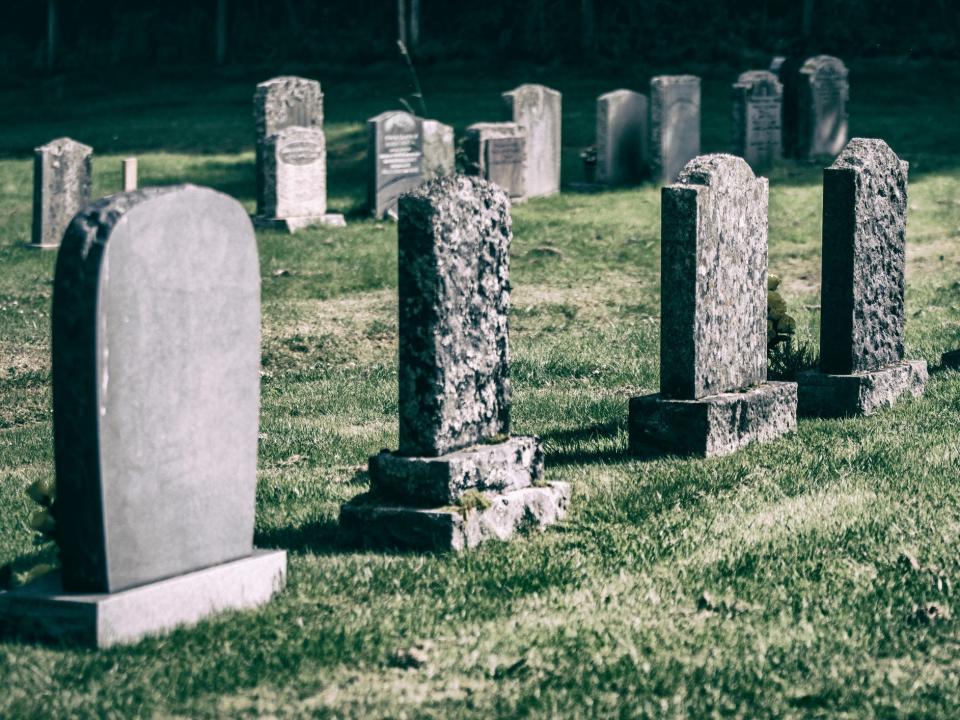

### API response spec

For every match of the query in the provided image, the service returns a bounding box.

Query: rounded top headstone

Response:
[35,136,93,155]
[801,55,848,78]
[829,137,905,173]
[675,153,757,188]
[734,70,783,94]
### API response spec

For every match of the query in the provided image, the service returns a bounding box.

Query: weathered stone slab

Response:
[819,138,908,374]
[253,76,323,215]
[502,84,561,198]
[31,137,92,249]
[629,382,797,458]
[421,119,455,181]
[368,110,424,219]
[0,550,286,648]
[397,175,511,456]
[464,122,526,199]
[797,55,848,159]
[52,185,261,593]
[649,76,700,184]
[339,483,570,552]
[732,71,782,170]
[596,89,648,185]
[659,154,768,399]
[370,435,544,506]
[797,360,927,418]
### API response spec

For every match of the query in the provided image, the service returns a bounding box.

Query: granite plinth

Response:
[252,214,346,233]
[629,381,797,458]
[0,550,286,648]
[797,360,927,417]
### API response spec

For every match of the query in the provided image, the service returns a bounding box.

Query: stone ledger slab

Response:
[797,360,927,418]
[340,483,569,552]
[629,381,797,458]
[370,435,544,506]
[0,550,286,648]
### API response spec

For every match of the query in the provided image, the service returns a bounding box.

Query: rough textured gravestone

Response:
[368,110,424,219]
[31,137,92,249]
[649,76,701,184]
[502,84,561,198]
[797,55,849,159]
[341,176,568,550]
[629,154,797,457]
[0,185,286,647]
[421,119,455,181]
[732,71,782,170]
[798,139,926,416]
[596,89,648,185]
[464,122,526,200]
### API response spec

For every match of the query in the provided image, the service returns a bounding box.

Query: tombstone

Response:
[596,89,648,185]
[797,139,926,416]
[770,56,802,158]
[649,76,701,184]
[421,119,455,181]
[796,56,849,159]
[731,71,782,171]
[122,157,138,191]
[0,185,286,647]
[253,76,344,231]
[31,137,92,249]
[502,84,561,198]
[629,154,797,457]
[464,122,526,200]
[340,176,568,550]
[367,110,424,219]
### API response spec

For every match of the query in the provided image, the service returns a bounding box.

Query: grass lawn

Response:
[1,58,960,717]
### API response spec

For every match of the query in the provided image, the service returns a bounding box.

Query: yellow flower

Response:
[768,274,781,291]
[27,478,55,506]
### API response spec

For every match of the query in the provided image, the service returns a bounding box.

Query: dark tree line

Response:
[2,0,958,75]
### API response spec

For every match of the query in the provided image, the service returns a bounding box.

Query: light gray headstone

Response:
[421,119,455,181]
[253,76,323,215]
[659,154,768,399]
[464,122,526,200]
[397,175,511,456]
[596,89,648,185]
[31,137,92,249]
[51,185,261,593]
[261,126,327,219]
[731,70,782,170]
[367,110,424,219]
[797,55,848,159]
[502,84,561,198]
[650,76,701,184]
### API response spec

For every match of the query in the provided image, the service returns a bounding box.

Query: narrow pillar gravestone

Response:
[340,176,569,550]
[367,110,424,219]
[629,154,797,457]
[796,55,849,160]
[731,71,782,171]
[0,185,286,648]
[502,84,561,198]
[649,76,701,184]
[421,119,455,182]
[122,157,138,191]
[464,122,527,200]
[596,89,648,185]
[253,76,344,231]
[31,137,92,249]
[770,56,802,159]
[797,139,926,416]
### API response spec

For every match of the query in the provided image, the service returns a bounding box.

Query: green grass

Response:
[2,58,960,717]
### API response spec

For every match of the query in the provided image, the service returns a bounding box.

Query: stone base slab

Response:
[370,436,544,506]
[339,482,570,552]
[629,381,797,458]
[797,360,927,417]
[0,549,286,648]
[252,214,346,233]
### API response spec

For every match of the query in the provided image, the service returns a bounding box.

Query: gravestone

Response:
[341,176,568,550]
[596,89,648,185]
[421,119,455,181]
[122,157,138,191]
[31,137,92,249]
[770,56,802,158]
[798,139,926,416]
[731,71,782,170]
[629,154,797,457]
[464,122,526,200]
[502,84,561,198]
[368,110,424,219]
[253,76,344,231]
[0,185,286,647]
[797,55,848,159]
[649,76,701,184]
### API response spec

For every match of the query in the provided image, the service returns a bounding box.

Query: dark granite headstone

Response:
[596,89,648,185]
[31,137,92,249]
[771,56,802,158]
[649,76,701,184]
[367,111,424,219]
[732,71,782,170]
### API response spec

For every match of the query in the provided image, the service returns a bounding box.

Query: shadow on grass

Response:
[255,517,348,556]
[540,419,671,467]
